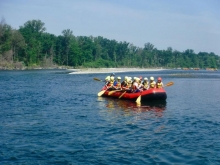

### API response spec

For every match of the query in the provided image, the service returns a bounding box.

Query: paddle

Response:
[94,78,103,82]
[97,90,107,96]
[94,77,108,96]
[108,90,122,95]
[135,81,174,103]
[98,84,114,97]
[119,91,126,98]
[136,92,142,103]
[165,81,174,87]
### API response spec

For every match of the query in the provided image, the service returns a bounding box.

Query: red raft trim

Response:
[99,87,167,101]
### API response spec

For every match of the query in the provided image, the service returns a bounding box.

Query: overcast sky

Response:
[0,0,220,55]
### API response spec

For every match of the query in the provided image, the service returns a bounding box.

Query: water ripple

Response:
[0,70,220,164]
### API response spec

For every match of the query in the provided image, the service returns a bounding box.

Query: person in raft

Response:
[131,77,136,86]
[132,77,143,93]
[121,76,128,88]
[124,77,137,92]
[110,73,115,79]
[114,77,122,90]
[121,76,130,90]
[123,77,132,92]
[139,76,143,84]
[149,77,156,89]
[156,77,164,88]
[142,77,149,90]
[138,77,143,89]
[106,76,116,90]
[105,76,110,86]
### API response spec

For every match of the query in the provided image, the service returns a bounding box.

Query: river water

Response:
[0,69,220,165]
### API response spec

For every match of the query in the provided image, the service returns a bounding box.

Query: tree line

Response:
[0,18,219,69]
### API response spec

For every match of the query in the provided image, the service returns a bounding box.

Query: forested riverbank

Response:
[0,18,219,70]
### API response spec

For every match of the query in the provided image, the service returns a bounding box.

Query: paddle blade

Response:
[108,90,122,95]
[165,81,174,87]
[136,95,141,103]
[108,90,117,95]
[94,78,102,82]
[97,90,106,96]
[136,102,141,107]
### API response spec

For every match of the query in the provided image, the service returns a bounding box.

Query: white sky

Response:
[0,0,220,55]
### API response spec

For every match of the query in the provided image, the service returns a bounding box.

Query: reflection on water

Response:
[97,97,166,118]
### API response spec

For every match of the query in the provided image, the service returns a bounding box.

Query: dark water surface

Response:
[0,69,220,165]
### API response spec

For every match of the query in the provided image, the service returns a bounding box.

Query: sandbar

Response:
[68,68,168,74]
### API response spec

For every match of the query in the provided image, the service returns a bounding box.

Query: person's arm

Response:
[138,84,143,91]
[105,81,108,88]
[121,81,124,86]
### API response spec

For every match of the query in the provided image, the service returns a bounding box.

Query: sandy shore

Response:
[68,68,168,74]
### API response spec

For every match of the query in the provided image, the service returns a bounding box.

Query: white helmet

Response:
[105,76,110,81]
[150,77,154,81]
[144,77,148,80]
[117,77,121,80]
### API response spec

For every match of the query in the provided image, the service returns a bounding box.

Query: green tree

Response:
[0,18,12,54]
[19,20,46,66]
[62,29,74,66]
[11,30,25,62]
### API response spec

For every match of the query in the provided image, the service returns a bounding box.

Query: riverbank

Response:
[0,66,170,73]
[68,68,168,74]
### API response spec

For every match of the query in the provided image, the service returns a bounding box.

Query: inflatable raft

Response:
[98,87,167,102]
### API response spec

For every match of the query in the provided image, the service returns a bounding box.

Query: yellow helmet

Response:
[127,77,131,82]
[110,76,114,81]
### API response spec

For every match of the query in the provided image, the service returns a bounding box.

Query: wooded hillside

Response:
[0,19,219,69]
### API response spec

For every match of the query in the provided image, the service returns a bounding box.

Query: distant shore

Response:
[68,68,168,74]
